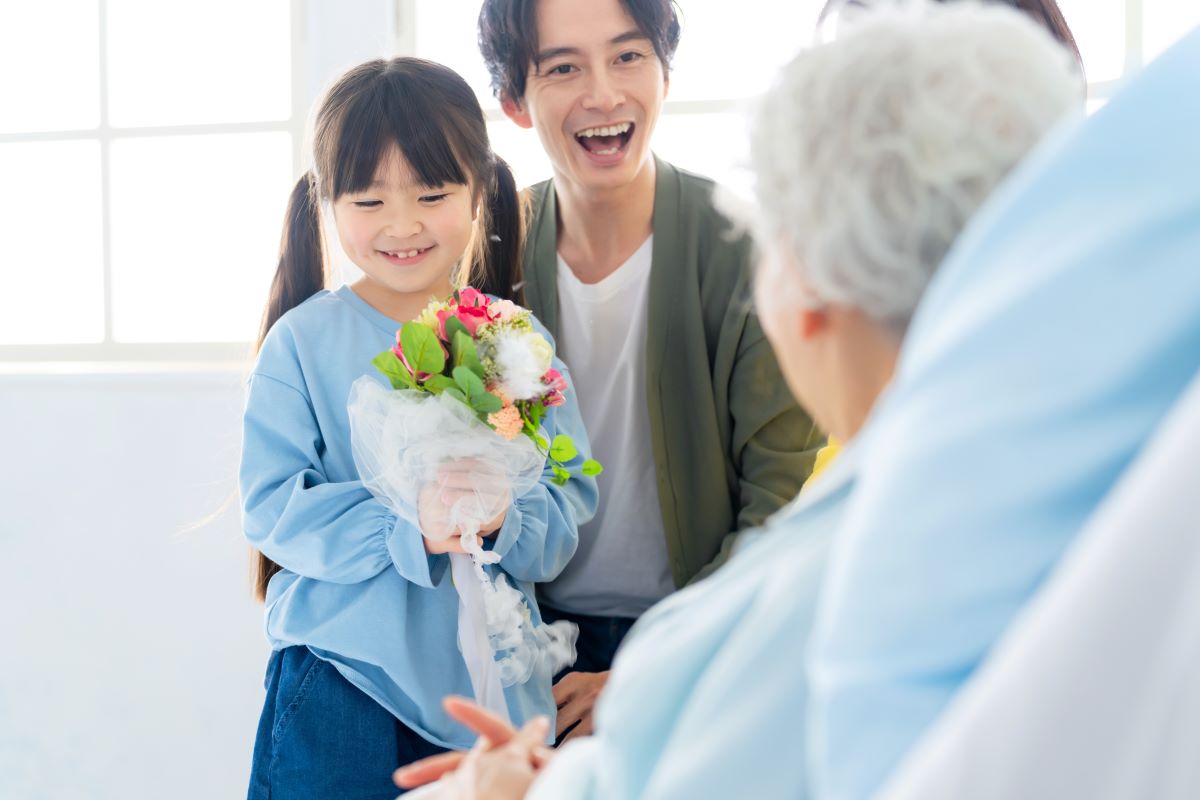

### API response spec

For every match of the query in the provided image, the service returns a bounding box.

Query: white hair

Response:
[739,0,1082,333]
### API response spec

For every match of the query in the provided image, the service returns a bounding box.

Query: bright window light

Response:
[1143,1,1200,63]
[109,132,293,343]
[107,0,292,127]
[0,1,100,134]
[0,141,105,344]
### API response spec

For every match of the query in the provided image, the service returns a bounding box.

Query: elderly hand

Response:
[394,697,554,799]
[553,671,609,742]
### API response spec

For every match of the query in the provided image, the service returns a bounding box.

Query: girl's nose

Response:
[384,211,422,238]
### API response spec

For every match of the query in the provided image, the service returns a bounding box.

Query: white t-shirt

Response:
[541,236,675,618]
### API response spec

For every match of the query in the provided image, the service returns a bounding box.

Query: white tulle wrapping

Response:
[347,377,577,719]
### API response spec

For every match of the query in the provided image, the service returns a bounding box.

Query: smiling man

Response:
[478,0,823,742]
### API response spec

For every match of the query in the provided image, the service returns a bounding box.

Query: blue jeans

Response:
[540,603,639,677]
[247,646,447,799]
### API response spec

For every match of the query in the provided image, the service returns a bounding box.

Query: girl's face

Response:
[333,147,475,319]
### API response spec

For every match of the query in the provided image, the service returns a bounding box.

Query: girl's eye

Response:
[353,200,382,208]
[419,193,449,204]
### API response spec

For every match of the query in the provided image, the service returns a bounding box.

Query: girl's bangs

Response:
[331,77,470,198]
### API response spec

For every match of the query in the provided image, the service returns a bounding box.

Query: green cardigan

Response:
[522,158,825,586]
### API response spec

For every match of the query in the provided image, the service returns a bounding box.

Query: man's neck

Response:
[553,157,656,285]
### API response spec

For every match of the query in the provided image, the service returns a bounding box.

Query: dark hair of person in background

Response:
[478,0,683,100]
[820,0,1083,74]
[252,57,525,601]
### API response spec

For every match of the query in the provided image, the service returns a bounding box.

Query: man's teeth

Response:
[576,122,632,138]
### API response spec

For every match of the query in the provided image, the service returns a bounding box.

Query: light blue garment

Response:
[239,285,598,749]
[809,28,1200,800]
[528,445,857,800]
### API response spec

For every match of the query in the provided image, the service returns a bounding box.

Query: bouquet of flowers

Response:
[346,288,600,720]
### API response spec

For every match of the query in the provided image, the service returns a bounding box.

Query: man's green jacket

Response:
[521,158,825,586]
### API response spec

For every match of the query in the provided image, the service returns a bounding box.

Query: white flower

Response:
[491,329,554,400]
[489,299,524,323]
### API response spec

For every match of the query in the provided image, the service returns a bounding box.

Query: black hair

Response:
[478,0,682,101]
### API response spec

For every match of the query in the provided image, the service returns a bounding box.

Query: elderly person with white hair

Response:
[393,3,1080,798]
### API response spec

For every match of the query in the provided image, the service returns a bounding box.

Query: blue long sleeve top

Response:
[526,446,856,800]
[808,29,1200,799]
[239,285,598,749]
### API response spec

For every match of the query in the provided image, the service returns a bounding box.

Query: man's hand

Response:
[553,671,609,742]
[394,696,553,797]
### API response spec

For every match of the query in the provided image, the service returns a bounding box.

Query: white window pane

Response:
[1058,0,1125,82]
[0,142,104,344]
[107,0,291,127]
[669,1,826,101]
[653,112,751,194]
[109,133,293,342]
[488,120,553,189]
[415,0,498,108]
[0,1,100,133]
[1143,1,1200,64]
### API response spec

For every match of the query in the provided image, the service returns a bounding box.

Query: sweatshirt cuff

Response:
[384,513,436,589]
[487,500,525,559]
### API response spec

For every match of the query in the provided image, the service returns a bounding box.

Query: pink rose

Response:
[457,287,490,309]
[544,390,566,408]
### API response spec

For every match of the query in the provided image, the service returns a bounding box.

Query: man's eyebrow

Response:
[534,30,651,64]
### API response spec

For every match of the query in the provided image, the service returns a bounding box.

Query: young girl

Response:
[240,58,597,798]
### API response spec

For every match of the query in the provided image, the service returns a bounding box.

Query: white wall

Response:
[0,369,265,798]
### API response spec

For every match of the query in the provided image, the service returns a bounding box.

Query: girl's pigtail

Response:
[252,170,325,602]
[479,155,526,304]
[257,171,326,351]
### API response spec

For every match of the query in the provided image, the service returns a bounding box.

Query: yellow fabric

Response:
[806,438,841,487]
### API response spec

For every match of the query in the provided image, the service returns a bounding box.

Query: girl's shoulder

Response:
[253,289,347,379]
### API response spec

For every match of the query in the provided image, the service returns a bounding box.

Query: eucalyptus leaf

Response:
[425,374,457,395]
[443,315,470,342]
[581,459,604,476]
[549,434,578,462]
[372,350,416,389]
[400,322,446,375]
[551,466,570,486]
[452,330,484,377]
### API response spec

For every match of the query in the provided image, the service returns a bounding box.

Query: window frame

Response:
[0,0,306,365]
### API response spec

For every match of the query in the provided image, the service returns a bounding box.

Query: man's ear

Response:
[500,91,533,129]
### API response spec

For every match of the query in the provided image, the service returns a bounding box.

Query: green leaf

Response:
[452,366,502,414]
[551,466,570,486]
[424,374,457,395]
[400,322,446,375]
[581,459,604,476]
[444,387,468,405]
[471,392,503,414]
[371,350,416,389]
[443,315,470,343]
[549,434,578,462]
[535,434,549,450]
[451,330,484,378]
